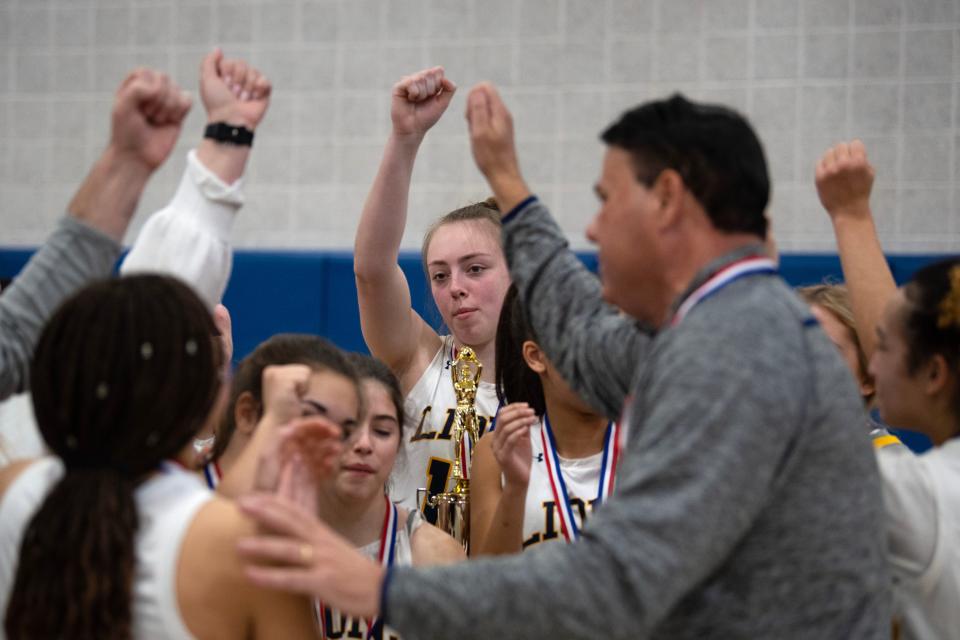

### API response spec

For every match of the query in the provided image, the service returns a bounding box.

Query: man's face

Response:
[587,147,667,325]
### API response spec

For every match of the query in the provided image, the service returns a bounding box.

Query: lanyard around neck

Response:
[540,414,620,542]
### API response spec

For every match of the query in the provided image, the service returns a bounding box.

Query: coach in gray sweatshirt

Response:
[238,87,891,638]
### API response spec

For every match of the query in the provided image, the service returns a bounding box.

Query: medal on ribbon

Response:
[315,495,398,639]
[540,414,620,542]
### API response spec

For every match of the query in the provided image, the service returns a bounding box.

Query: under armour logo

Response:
[444,360,452,370]
[535,453,544,463]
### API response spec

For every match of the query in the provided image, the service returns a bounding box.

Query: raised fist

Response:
[200,48,272,130]
[110,68,192,171]
[260,364,312,427]
[391,66,456,138]
[466,82,522,187]
[815,140,875,220]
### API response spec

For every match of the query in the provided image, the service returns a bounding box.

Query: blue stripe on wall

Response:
[2,248,948,453]
[0,248,949,360]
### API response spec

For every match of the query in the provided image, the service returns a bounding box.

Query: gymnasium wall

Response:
[1,0,959,253]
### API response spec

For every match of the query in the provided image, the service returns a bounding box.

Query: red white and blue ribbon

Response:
[540,414,620,542]
[202,461,222,490]
[671,256,777,327]
[315,495,398,639]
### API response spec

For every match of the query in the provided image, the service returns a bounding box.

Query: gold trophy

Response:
[428,346,482,553]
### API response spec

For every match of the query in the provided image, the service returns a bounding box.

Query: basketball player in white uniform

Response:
[316,355,464,639]
[471,286,621,554]
[353,67,511,520]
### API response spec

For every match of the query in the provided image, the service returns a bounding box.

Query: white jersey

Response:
[522,418,605,551]
[389,336,499,521]
[877,437,960,639]
[0,457,212,640]
[317,508,425,640]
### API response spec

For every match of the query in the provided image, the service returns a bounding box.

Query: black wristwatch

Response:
[204,122,254,147]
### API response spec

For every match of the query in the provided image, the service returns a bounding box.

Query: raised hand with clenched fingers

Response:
[391,66,457,139]
[202,47,272,131]
[109,67,192,174]
[815,139,875,221]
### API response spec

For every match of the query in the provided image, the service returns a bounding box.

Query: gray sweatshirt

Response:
[0,217,120,400]
[385,198,890,638]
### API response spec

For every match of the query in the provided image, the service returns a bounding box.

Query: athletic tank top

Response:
[389,336,499,522]
[887,438,960,639]
[0,457,212,640]
[317,508,425,640]
[521,418,604,551]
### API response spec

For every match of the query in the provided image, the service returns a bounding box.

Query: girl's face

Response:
[869,290,928,430]
[333,379,401,503]
[425,220,511,349]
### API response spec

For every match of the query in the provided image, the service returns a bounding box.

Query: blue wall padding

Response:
[1,247,948,452]
[0,248,950,361]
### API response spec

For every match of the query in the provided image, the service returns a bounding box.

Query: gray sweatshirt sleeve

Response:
[384,300,808,639]
[0,216,120,400]
[502,197,652,420]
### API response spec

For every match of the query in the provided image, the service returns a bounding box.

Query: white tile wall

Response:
[1,0,958,252]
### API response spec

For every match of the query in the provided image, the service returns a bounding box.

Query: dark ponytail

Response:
[5,275,223,640]
[494,284,546,416]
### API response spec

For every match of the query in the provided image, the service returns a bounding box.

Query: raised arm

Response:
[122,49,272,308]
[0,68,189,400]
[466,83,651,418]
[354,68,455,390]
[815,140,897,360]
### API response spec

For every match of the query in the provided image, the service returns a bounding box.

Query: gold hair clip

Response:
[937,265,960,330]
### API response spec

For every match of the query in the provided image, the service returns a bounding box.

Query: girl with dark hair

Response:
[353,66,510,519]
[207,333,362,495]
[314,353,464,639]
[0,275,321,639]
[867,259,960,639]
[470,285,621,555]
[817,140,960,638]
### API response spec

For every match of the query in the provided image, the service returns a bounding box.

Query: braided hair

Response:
[5,275,224,639]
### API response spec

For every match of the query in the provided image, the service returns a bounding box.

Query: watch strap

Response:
[204,122,254,147]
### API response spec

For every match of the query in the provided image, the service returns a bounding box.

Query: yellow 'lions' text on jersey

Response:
[389,336,498,523]
[317,510,424,640]
[522,418,604,550]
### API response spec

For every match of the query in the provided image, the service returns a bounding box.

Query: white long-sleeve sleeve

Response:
[121,150,243,308]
